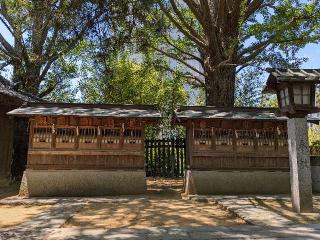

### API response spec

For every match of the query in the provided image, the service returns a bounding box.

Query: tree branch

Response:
[50,8,104,60]
[163,35,204,65]
[183,0,205,26]
[37,75,62,98]
[244,0,264,20]
[159,2,207,49]
[0,33,17,58]
[0,16,14,36]
[38,58,58,82]
[169,0,205,44]
[238,37,275,58]
[152,45,206,77]
[158,64,205,87]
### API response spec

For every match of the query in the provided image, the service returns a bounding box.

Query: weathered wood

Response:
[182,118,290,172]
[28,154,144,170]
[0,105,15,178]
[145,138,186,178]
[27,116,147,171]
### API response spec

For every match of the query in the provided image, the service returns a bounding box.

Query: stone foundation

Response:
[185,170,291,194]
[19,169,146,197]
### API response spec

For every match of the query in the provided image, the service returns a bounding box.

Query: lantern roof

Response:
[263,68,320,93]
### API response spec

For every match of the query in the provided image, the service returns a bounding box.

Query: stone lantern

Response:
[264,68,320,117]
[264,68,320,213]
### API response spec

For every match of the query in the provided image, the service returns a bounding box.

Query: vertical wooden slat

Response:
[144,137,187,178]
[145,139,149,175]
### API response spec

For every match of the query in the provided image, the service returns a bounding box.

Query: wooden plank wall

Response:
[0,105,14,178]
[27,116,148,170]
[185,119,290,171]
[28,152,144,170]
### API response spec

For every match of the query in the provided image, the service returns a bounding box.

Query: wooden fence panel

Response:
[145,138,186,178]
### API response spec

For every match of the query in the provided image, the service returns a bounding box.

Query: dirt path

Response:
[64,178,245,229]
[0,182,19,200]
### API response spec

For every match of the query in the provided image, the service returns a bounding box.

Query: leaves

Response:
[79,50,188,107]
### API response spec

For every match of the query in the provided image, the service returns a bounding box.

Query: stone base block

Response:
[185,170,291,194]
[20,169,146,197]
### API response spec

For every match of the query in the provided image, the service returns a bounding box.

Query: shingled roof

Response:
[0,77,39,103]
[7,102,161,119]
[264,68,320,93]
[175,106,288,121]
[175,105,320,123]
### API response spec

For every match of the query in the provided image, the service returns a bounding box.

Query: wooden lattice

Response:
[194,129,212,145]
[78,127,98,149]
[235,130,255,147]
[215,129,233,146]
[55,127,76,149]
[32,126,52,148]
[101,128,121,149]
[123,129,143,150]
[278,130,288,147]
[256,129,276,148]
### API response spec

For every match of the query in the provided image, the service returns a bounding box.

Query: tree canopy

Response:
[141,0,320,106]
[0,0,319,108]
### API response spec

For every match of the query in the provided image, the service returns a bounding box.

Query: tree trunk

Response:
[205,66,236,107]
[13,62,42,96]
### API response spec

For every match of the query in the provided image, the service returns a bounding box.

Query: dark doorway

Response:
[145,138,186,178]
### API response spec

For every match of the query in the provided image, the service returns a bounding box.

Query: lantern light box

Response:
[263,68,320,117]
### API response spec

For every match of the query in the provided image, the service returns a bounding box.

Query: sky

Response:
[297,43,320,69]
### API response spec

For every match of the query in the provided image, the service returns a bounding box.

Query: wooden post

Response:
[232,129,237,152]
[185,123,193,170]
[74,126,79,150]
[97,126,102,149]
[51,124,56,149]
[29,119,35,149]
[275,127,279,151]
[253,130,258,151]
[120,123,125,148]
[211,127,216,150]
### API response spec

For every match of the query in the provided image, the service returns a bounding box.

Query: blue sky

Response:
[297,43,320,68]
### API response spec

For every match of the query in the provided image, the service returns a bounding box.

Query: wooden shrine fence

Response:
[145,138,186,178]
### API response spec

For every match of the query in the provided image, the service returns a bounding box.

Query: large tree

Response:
[145,0,320,107]
[0,0,108,97]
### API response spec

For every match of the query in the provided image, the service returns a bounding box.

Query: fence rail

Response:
[145,138,186,178]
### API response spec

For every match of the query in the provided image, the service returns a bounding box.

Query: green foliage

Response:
[195,88,205,106]
[261,94,278,108]
[80,50,188,138]
[80,51,187,106]
[136,1,320,106]
[0,0,135,99]
[309,125,320,146]
[81,55,159,104]
[235,69,264,107]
